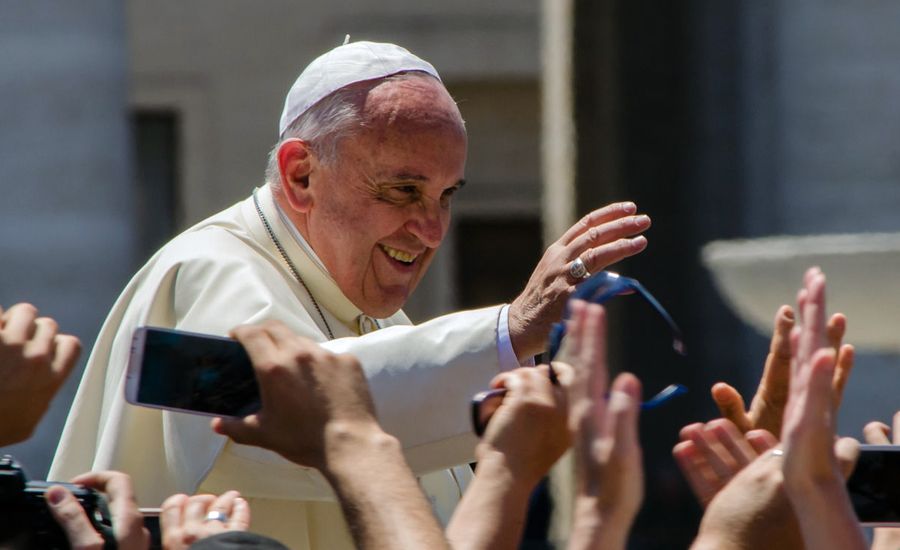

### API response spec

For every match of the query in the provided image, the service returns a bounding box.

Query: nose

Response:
[406,201,447,248]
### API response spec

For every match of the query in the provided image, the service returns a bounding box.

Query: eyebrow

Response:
[381,173,467,189]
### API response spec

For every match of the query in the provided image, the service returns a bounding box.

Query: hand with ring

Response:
[161,490,251,550]
[508,201,650,359]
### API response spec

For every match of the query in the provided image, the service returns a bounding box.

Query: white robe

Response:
[50,184,518,548]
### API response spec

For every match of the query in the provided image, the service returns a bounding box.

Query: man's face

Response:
[303,76,467,317]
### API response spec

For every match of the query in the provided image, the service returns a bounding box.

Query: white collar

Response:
[273,199,332,277]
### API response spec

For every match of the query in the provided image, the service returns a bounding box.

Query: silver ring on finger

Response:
[568,257,591,281]
[204,510,229,523]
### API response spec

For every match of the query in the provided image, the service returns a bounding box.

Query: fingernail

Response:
[622,202,636,214]
[47,486,66,505]
[635,215,650,225]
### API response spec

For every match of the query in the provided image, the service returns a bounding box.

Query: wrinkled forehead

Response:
[362,75,466,137]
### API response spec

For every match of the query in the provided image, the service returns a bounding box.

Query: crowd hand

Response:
[478,363,572,488]
[673,419,778,507]
[779,267,866,550]
[0,303,81,446]
[558,301,643,550]
[863,411,900,550]
[508,202,650,359]
[161,491,250,550]
[45,471,149,550]
[212,320,380,470]
[711,304,854,439]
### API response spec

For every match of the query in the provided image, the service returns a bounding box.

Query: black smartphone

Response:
[847,445,900,526]
[125,326,261,417]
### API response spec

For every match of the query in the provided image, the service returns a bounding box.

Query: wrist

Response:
[473,445,540,499]
[321,421,402,476]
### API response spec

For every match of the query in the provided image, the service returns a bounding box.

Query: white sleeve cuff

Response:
[497,304,535,370]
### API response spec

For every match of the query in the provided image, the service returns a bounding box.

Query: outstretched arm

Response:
[214,321,448,550]
[563,301,643,550]
[779,267,866,550]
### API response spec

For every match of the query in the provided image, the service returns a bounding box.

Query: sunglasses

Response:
[471,271,687,437]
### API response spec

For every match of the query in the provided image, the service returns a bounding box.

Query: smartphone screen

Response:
[847,445,900,526]
[126,327,261,417]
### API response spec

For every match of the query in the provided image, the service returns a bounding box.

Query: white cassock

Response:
[50,184,525,549]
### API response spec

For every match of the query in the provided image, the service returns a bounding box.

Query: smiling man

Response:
[50,41,651,549]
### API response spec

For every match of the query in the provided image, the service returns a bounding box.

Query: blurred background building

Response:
[2,1,899,547]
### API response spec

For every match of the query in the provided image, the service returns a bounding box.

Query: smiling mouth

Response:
[381,244,418,265]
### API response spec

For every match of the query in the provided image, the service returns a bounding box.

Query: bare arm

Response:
[214,321,448,550]
[446,365,570,550]
[779,268,866,550]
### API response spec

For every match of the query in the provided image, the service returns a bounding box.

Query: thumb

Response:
[711,383,751,433]
[45,485,104,549]
[834,436,861,480]
[211,415,261,447]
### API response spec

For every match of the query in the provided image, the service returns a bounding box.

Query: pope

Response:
[50,40,651,549]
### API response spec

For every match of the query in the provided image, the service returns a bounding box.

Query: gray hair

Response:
[264,71,460,190]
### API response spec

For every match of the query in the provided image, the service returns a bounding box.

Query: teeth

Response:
[382,245,417,264]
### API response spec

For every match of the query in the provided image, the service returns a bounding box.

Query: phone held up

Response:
[847,445,900,527]
[126,326,261,418]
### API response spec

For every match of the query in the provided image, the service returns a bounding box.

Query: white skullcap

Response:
[278,40,441,136]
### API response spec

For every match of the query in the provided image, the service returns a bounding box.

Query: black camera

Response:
[0,455,115,549]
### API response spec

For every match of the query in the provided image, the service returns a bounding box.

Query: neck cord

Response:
[253,190,335,340]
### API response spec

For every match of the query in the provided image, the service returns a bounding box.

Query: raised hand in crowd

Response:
[45,471,149,550]
[0,303,81,446]
[213,320,449,550]
[445,362,572,550]
[863,410,900,550]
[161,490,252,550]
[563,301,643,550]
[711,303,854,438]
[509,202,650,359]
[778,267,866,549]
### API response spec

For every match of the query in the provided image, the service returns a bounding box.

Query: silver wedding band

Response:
[204,510,229,523]
[568,257,591,281]
[770,448,784,457]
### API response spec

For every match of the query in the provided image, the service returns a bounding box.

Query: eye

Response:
[440,186,459,208]
[379,185,421,204]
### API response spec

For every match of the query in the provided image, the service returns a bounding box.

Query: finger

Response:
[863,421,892,445]
[672,441,718,506]
[679,422,705,442]
[559,202,638,245]
[805,348,837,421]
[607,373,641,450]
[706,418,758,467]
[52,334,82,381]
[70,471,146,546]
[710,383,752,433]
[745,429,779,455]
[230,325,278,370]
[688,424,740,479]
[757,305,795,407]
[831,344,854,409]
[797,270,827,367]
[45,485,105,549]
[583,303,609,402]
[566,299,588,363]
[184,494,217,524]
[208,490,241,525]
[826,313,847,351]
[263,319,317,352]
[581,236,648,274]
[160,493,189,535]
[834,437,861,480]
[27,317,59,360]
[566,215,651,260]
[1,303,38,343]
[228,497,251,531]
[213,414,263,445]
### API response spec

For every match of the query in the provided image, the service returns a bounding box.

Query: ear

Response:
[277,139,314,213]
